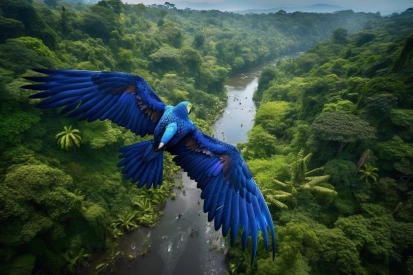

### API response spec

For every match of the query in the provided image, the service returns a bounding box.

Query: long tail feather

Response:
[117,140,164,188]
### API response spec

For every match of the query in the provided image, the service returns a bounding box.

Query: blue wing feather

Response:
[230,193,240,246]
[167,128,276,264]
[25,68,276,264]
[221,187,233,236]
[23,69,166,137]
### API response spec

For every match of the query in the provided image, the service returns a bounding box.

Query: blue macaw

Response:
[23,69,276,264]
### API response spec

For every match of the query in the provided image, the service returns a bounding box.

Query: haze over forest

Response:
[118,0,411,14]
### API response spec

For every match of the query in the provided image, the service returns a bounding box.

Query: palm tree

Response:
[269,150,337,208]
[359,163,379,183]
[138,188,165,205]
[64,248,91,272]
[355,149,371,175]
[290,149,313,184]
[263,187,292,209]
[134,197,156,226]
[110,225,124,239]
[55,125,82,151]
[113,212,139,232]
[291,150,337,195]
[134,197,154,215]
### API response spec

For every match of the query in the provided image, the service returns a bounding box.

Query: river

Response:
[93,60,281,275]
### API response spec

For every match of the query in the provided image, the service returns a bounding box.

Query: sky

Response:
[123,0,412,14]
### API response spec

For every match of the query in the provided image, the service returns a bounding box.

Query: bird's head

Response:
[173,101,192,118]
[186,102,192,114]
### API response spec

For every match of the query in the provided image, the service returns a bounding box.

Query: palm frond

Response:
[265,195,289,209]
[305,167,324,176]
[272,190,293,199]
[273,179,288,187]
[312,186,338,195]
[305,175,330,186]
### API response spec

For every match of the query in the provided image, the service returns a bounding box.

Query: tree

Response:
[315,228,361,274]
[332,28,348,44]
[390,109,413,141]
[112,212,138,232]
[290,150,337,195]
[355,32,375,46]
[0,164,84,273]
[271,150,337,209]
[64,248,91,273]
[358,163,379,183]
[324,159,357,194]
[44,0,59,8]
[0,17,25,43]
[3,254,36,275]
[164,2,175,9]
[254,101,293,138]
[322,100,355,113]
[263,185,292,209]
[149,46,181,72]
[107,0,122,14]
[193,33,205,48]
[0,104,40,151]
[391,33,413,73]
[334,205,395,273]
[254,65,276,103]
[377,135,413,176]
[240,125,278,160]
[55,125,82,151]
[159,22,182,48]
[311,112,376,152]
[355,150,371,174]
[364,93,397,121]
[355,76,405,111]
[61,6,68,37]
[258,222,317,275]
[180,47,201,74]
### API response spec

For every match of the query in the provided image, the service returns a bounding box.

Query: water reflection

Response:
[213,73,259,145]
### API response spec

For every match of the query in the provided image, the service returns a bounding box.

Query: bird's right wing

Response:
[168,128,276,264]
[23,69,166,137]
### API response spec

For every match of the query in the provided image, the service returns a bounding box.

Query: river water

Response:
[96,63,269,275]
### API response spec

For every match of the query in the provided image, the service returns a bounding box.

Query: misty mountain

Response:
[173,1,344,13]
[236,4,345,14]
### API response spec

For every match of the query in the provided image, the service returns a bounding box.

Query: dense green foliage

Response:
[0,0,410,274]
[233,9,413,275]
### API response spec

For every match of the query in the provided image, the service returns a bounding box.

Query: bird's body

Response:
[154,102,194,148]
[23,69,276,264]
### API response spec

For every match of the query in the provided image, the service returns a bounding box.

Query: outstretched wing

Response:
[23,69,166,137]
[167,128,276,264]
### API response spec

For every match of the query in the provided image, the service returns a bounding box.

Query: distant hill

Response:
[61,0,99,3]
[236,4,345,14]
[173,1,344,13]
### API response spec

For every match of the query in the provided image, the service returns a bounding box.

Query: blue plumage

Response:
[23,68,276,264]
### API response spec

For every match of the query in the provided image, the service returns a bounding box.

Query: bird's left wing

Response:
[167,128,276,264]
[23,69,166,137]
